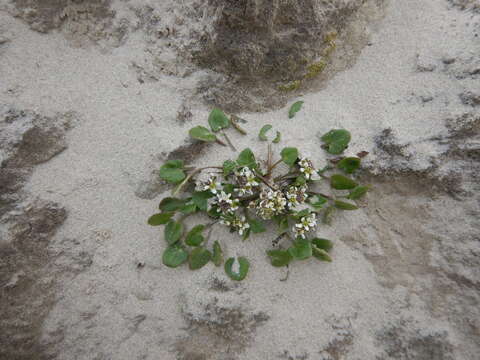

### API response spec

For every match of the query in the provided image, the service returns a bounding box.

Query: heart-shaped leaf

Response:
[267,250,293,267]
[321,129,351,154]
[189,126,217,142]
[224,257,249,281]
[273,131,281,144]
[347,185,370,200]
[280,147,298,166]
[189,247,212,270]
[334,200,358,210]
[288,101,304,119]
[212,241,223,267]
[185,224,205,246]
[208,108,230,132]
[164,220,183,245]
[259,124,272,141]
[148,212,174,226]
[159,197,186,212]
[337,157,361,173]
[237,148,256,168]
[288,239,312,260]
[223,160,237,177]
[192,191,214,211]
[160,160,186,184]
[312,247,332,262]
[311,238,333,252]
[330,174,357,190]
[248,219,266,233]
[163,245,188,268]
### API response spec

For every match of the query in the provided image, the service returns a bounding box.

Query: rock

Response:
[459,90,480,107]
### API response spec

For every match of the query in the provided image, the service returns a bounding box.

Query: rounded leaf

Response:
[267,250,293,267]
[223,160,237,177]
[337,157,361,174]
[237,148,256,168]
[288,239,312,260]
[259,124,272,141]
[164,220,183,245]
[192,191,214,211]
[248,219,266,233]
[224,257,249,281]
[320,129,351,154]
[273,131,281,144]
[208,108,230,132]
[189,126,217,142]
[330,174,357,190]
[185,224,205,246]
[347,185,370,200]
[163,245,188,268]
[288,101,304,119]
[280,147,299,166]
[159,160,186,184]
[334,200,358,210]
[159,197,186,212]
[312,247,332,262]
[148,212,174,226]
[189,247,212,270]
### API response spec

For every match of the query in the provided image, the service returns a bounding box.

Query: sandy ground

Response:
[1,0,479,359]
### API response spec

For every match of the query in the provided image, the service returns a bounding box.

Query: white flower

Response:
[298,157,320,180]
[292,212,317,239]
[235,167,259,196]
[285,186,308,208]
[255,188,287,219]
[220,214,250,236]
[213,191,239,214]
[203,173,222,194]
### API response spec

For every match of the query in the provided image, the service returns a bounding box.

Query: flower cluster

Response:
[201,173,222,194]
[220,214,250,236]
[293,212,317,239]
[211,191,239,214]
[235,167,259,196]
[285,185,308,209]
[252,189,287,220]
[298,157,320,180]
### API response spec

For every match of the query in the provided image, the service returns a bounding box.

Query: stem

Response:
[221,130,237,151]
[273,172,300,182]
[254,170,277,191]
[307,191,332,199]
[230,115,247,135]
[267,159,283,176]
[266,143,272,178]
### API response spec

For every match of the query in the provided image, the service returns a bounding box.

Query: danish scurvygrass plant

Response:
[148,105,370,281]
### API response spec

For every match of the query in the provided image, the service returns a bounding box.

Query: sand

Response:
[1,0,479,359]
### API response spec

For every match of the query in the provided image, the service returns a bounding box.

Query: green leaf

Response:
[148,212,174,226]
[180,201,197,214]
[208,108,230,132]
[185,224,205,246]
[288,239,312,260]
[323,206,335,225]
[242,227,251,241]
[273,215,289,234]
[347,185,370,200]
[164,220,183,245]
[207,206,221,218]
[192,191,214,211]
[212,241,223,267]
[280,147,299,166]
[334,200,358,210]
[321,129,351,154]
[337,157,361,174]
[224,257,249,281]
[237,148,256,168]
[162,245,188,268]
[273,131,281,143]
[223,160,237,177]
[312,247,332,262]
[189,126,217,142]
[259,124,272,141]
[188,247,212,270]
[267,250,293,267]
[311,238,333,252]
[248,219,266,233]
[288,101,304,119]
[309,195,328,210]
[292,208,311,220]
[330,174,357,190]
[159,160,186,184]
[159,197,186,212]
[222,183,235,194]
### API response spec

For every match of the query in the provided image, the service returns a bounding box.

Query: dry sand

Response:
[1,0,479,359]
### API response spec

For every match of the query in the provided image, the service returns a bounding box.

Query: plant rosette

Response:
[149,107,370,281]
